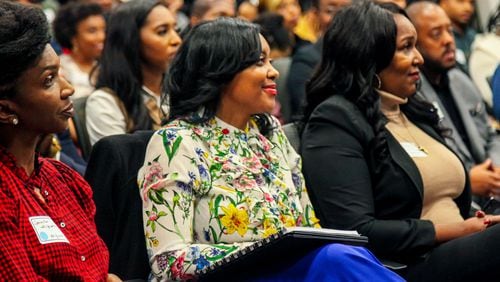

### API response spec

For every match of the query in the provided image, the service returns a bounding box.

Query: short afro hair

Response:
[0,1,50,98]
[53,1,103,50]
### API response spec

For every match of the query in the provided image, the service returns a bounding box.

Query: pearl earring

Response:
[12,117,18,125]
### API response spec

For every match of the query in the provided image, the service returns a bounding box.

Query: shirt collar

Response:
[377,89,408,117]
[213,116,253,134]
[0,145,43,182]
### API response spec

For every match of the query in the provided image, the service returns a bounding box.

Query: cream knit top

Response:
[379,90,465,224]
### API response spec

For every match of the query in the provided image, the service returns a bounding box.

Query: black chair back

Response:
[72,96,92,161]
[85,130,154,281]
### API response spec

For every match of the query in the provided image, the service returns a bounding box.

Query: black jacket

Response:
[301,95,471,262]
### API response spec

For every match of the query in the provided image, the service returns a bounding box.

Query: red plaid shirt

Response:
[0,147,109,281]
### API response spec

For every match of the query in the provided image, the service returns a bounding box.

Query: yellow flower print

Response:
[152,238,159,247]
[262,219,278,238]
[220,204,249,237]
[310,210,321,228]
[281,215,296,227]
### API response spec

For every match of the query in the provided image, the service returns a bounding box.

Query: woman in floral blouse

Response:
[138,17,403,281]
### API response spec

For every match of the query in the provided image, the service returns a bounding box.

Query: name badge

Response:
[29,216,69,244]
[400,142,428,158]
[432,101,445,121]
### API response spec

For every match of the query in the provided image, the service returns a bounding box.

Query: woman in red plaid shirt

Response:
[0,2,119,281]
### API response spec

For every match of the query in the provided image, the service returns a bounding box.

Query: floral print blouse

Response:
[138,115,320,281]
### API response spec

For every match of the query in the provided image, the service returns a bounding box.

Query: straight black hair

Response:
[93,0,166,130]
[168,17,275,136]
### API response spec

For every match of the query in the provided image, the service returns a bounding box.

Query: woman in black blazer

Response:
[301,2,500,281]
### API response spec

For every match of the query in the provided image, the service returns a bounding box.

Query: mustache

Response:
[443,45,455,54]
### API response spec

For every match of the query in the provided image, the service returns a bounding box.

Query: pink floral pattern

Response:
[138,115,320,280]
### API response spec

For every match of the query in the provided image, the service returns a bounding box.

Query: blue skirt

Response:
[253,244,404,282]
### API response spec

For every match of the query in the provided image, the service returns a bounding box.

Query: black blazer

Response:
[85,130,154,280]
[301,95,471,262]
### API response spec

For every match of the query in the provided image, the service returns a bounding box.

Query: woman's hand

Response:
[434,211,500,243]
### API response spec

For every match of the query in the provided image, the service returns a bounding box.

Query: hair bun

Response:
[0,2,50,89]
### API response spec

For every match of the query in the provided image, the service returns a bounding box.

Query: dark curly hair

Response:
[53,1,103,50]
[167,17,275,136]
[0,1,50,98]
[305,1,442,161]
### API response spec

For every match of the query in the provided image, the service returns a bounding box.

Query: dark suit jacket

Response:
[301,95,471,262]
[287,40,322,119]
[418,68,500,171]
[85,130,154,281]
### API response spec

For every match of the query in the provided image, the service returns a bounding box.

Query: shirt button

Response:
[80,256,86,262]
[60,222,66,228]
[43,191,49,196]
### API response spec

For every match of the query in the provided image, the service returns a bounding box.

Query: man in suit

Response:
[286,0,351,119]
[407,2,500,202]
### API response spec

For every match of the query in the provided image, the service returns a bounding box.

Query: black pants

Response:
[404,223,500,282]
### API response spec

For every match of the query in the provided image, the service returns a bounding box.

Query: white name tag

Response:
[432,101,445,121]
[29,216,69,244]
[400,142,428,158]
[455,49,467,65]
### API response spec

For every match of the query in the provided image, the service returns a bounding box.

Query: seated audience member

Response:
[469,5,500,107]
[287,0,351,119]
[376,0,406,8]
[274,0,310,54]
[86,0,115,12]
[0,2,119,281]
[293,0,349,43]
[138,17,403,281]
[182,0,235,35]
[237,0,259,22]
[439,0,476,73]
[37,131,87,176]
[493,65,500,119]
[165,0,190,32]
[255,12,294,58]
[301,2,500,281]
[86,0,181,145]
[407,2,500,205]
[53,1,105,99]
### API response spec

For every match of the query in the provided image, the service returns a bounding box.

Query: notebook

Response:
[197,227,368,280]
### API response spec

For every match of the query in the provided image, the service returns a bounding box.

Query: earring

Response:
[374,74,382,89]
[12,116,18,125]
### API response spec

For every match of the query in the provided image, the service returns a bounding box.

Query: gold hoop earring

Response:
[374,74,382,89]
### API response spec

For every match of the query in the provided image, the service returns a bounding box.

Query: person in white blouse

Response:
[53,2,105,99]
[85,0,181,145]
[137,16,403,281]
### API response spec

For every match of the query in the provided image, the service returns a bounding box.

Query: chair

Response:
[492,65,500,120]
[273,57,293,123]
[282,122,301,153]
[85,130,154,281]
[72,96,92,161]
